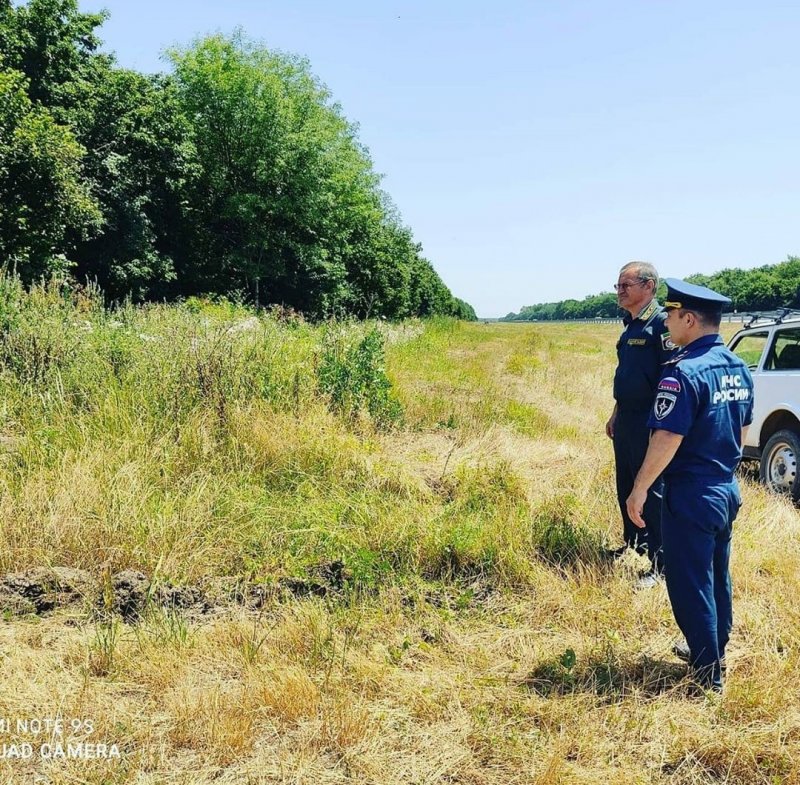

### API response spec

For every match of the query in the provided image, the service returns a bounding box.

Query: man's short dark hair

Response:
[678,307,721,329]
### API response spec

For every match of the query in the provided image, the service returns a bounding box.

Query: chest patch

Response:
[627,338,647,346]
[658,376,681,393]
[654,391,677,420]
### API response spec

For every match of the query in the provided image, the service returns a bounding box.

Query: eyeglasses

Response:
[613,279,647,292]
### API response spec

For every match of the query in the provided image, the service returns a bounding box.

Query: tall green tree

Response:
[168,32,473,319]
[1,0,192,297]
[169,33,354,313]
[0,68,100,278]
[0,0,108,115]
[68,68,195,300]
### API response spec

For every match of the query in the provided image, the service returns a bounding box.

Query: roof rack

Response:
[743,308,800,329]
[775,307,800,325]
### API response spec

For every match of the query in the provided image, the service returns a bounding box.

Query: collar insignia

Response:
[637,300,658,322]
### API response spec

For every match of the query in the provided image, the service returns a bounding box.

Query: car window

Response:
[766,327,800,371]
[729,331,770,370]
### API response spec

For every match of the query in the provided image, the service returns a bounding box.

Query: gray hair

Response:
[619,260,659,288]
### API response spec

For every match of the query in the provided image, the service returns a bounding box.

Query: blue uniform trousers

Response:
[613,408,664,571]
[661,477,741,690]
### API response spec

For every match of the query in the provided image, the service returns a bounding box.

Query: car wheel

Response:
[760,429,800,502]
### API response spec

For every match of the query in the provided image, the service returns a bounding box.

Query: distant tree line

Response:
[502,257,800,321]
[0,0,476,320]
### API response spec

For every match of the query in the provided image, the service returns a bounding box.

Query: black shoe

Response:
[672,639,690,662]
[673,640,727,673]
[635,569,663,590]
[604,545,629,561]
[687,680,723,698]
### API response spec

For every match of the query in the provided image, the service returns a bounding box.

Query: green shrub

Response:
[317,325,403,428]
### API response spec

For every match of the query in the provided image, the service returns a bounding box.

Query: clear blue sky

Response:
[79,0,800,317]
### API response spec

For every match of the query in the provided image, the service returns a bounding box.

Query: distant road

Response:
[484,314,749,325]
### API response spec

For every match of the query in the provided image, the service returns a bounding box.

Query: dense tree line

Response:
[684,258,800,313]
[503,256,800,321]
[0,0,475,320]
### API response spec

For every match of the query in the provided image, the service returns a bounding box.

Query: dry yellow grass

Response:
[0,319,798,783]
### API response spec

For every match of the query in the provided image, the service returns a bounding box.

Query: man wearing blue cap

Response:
[626,278,753,692]
[607,261,673,586]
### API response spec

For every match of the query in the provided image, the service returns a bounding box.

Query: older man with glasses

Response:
[606,261,674,587]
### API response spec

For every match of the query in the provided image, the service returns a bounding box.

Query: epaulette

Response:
[664,349,689,366]
[637,300,660,322]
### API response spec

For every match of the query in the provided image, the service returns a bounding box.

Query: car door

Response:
[728,328,772,448]
[761,326,800,418]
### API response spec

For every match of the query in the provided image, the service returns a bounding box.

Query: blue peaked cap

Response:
[663,278,731,314]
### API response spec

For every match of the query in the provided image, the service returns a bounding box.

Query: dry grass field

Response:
[0,281,798,784]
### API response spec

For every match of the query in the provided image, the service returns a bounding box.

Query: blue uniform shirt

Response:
[614,300,674,412]
[648,334,754,480]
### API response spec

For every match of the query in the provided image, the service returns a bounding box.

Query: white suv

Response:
[728,312,800,501]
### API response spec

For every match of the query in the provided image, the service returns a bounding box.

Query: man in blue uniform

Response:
[626,279,753,692]
[607,261,673,586]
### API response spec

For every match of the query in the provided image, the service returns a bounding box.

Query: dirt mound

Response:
[0,561,351,621]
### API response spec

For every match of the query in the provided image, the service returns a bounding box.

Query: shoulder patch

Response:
[658,376,681,393]
[654,391,677,420]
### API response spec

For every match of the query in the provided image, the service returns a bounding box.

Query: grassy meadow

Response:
[0,278,798,784]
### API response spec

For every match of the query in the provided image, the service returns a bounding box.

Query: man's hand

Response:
[626,429,684,528]
[626,486,648,528]
[605,408,617,439]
